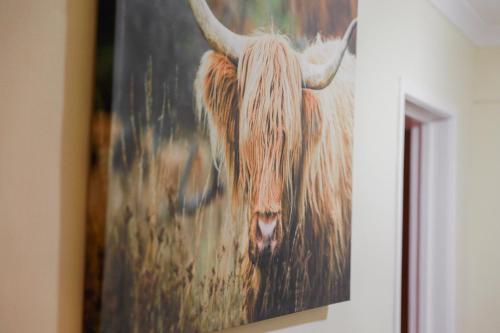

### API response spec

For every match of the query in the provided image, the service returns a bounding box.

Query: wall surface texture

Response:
[0,0,95,332]
[0,0,498,332]
[460,46,500,333]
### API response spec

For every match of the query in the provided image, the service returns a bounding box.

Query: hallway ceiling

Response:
[430,0,500,45]
[467,0,500,26]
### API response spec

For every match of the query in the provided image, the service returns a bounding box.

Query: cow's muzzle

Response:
[256,213,278,251]
[249,212,282,266]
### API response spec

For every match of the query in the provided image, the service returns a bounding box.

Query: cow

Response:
[187,0,356,321]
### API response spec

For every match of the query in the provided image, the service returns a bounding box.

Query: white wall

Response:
[0,1,65,331]
[0,0,95,332]
[2,0,499,332]
[460,46,500,333]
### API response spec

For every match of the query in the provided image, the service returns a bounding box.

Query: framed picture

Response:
[84,0,358,332]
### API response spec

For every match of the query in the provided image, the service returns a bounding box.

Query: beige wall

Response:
[1,0,499,332]
[0,0,95,332]
[460,46,500,333]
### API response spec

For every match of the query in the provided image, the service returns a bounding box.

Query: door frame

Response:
[394,79,458,333]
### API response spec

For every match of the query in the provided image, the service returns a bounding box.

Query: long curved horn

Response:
[187,0,250,63]
[301,19,358,90]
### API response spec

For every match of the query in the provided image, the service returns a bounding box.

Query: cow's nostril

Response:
[254,211,280,252]
[256,223,263,238]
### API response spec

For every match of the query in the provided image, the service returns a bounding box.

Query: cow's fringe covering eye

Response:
[237,35,303,214]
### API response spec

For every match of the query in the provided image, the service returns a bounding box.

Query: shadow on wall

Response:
[222,306,328,332]
[58,0,96,332]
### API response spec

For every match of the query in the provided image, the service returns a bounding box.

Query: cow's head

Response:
[189,0,356,266]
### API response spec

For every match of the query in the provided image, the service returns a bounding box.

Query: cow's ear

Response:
[194,50,239,151]
[194,51,239,191]
[302,89,323,150]
[194,50,238,133]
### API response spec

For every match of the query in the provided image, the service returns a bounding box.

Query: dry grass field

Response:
[88,67,249,333]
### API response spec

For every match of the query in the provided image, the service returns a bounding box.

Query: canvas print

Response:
[84,0,357,332]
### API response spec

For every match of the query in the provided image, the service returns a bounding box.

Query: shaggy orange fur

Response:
[194,34,354,321]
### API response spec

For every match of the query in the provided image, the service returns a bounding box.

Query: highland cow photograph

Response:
[84,0,358,332]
